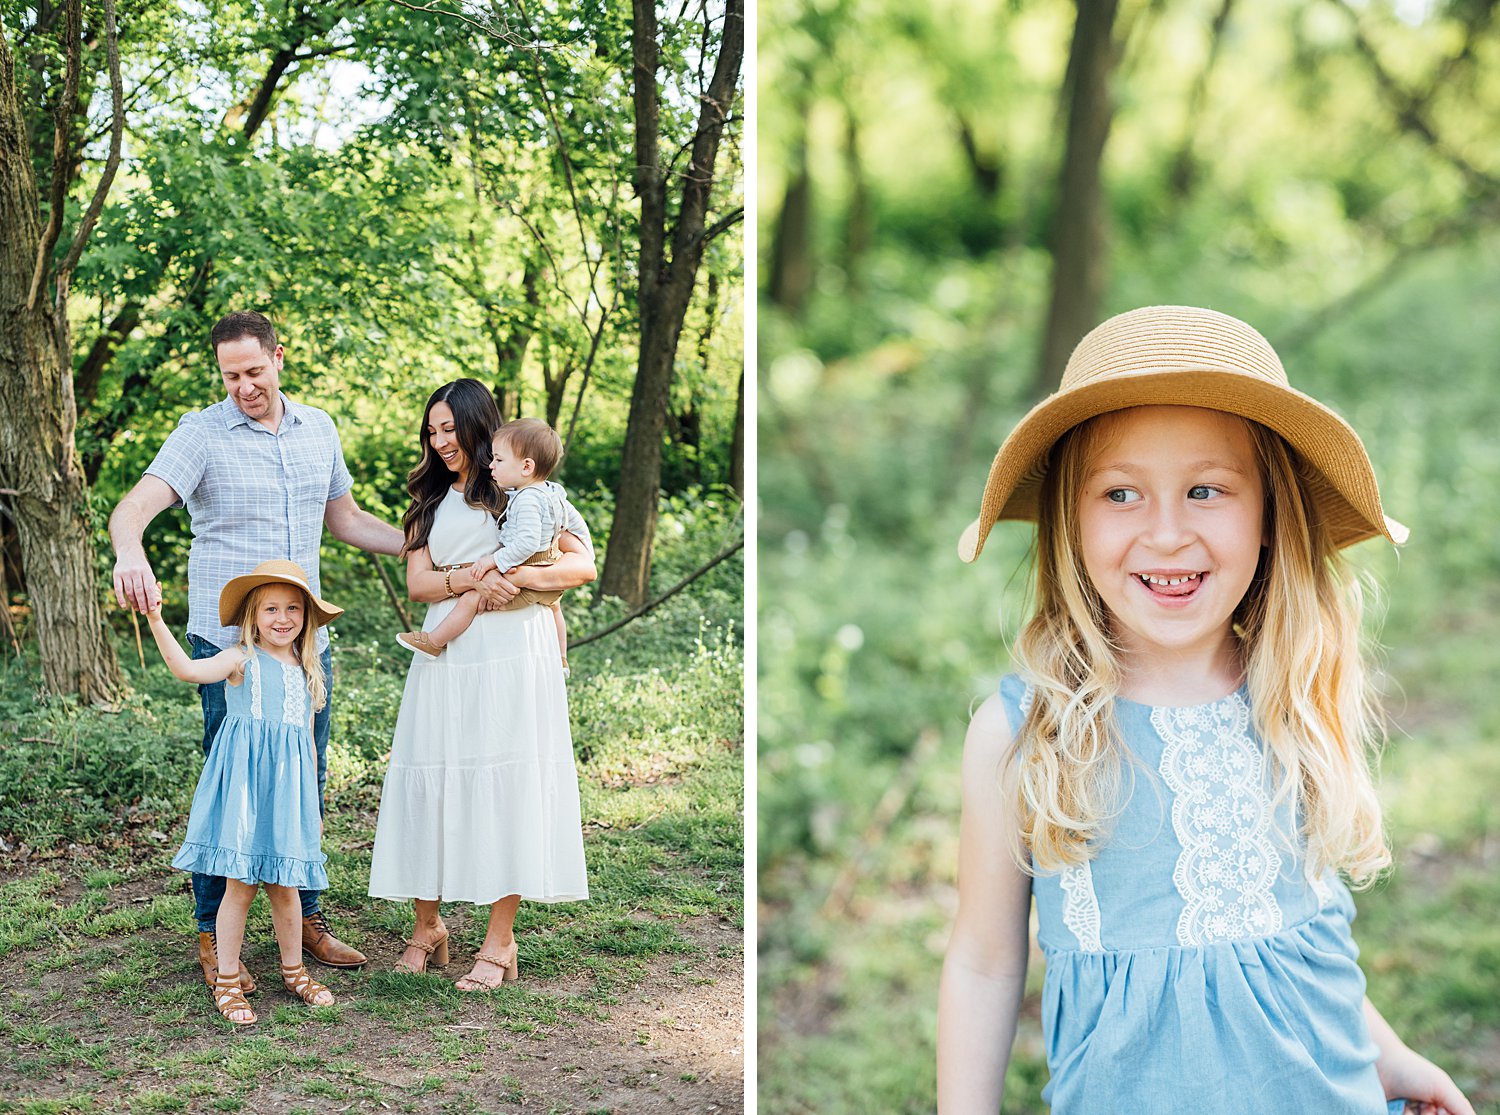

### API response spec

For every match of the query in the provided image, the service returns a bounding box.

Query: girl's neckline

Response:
[249,645,299,668]
[1112,683,1248,712]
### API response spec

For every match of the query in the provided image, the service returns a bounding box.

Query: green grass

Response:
[0,493,742,1112]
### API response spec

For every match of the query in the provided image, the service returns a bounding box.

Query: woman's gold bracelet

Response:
[444,569,456,598]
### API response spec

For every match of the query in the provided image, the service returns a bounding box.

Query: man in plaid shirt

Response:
[110,311,404,990]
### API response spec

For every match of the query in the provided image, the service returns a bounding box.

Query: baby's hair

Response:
[1006,412,1390,886]
[233,584,328,713]
[494,418,563,482]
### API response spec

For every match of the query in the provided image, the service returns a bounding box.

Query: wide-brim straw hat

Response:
[959,305,1408,563]
[219,560,344,626]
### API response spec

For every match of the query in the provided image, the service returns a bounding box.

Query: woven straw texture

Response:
[960,306,1406,562]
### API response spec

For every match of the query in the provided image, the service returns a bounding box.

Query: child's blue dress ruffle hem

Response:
[172,649,328,891]
[997,675,1407,1115]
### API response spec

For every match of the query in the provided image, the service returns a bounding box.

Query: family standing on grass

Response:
[109,312,594,1026]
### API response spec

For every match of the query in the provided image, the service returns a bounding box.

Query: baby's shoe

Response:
[396,631,444,658]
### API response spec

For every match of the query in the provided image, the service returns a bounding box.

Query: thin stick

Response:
[570,537,743,650]
[129,609,145,669]
[369,553,413,631]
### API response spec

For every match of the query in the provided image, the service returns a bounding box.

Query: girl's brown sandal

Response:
[281,962,335,1007]
[212,970,257,1025]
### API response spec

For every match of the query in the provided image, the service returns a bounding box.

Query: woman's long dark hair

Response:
[401,379,508,557]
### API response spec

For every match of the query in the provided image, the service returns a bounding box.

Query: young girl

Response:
[148,560,344,1025]
[936,307,1474,1115]
[396,417,586,676]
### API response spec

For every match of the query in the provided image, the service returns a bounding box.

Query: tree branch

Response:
[693,206,743,249]
[385,0,529,45]
[26,0,81,312]
[1330,0,1500,197]
[55,0,124,314]
[570,536,743,649]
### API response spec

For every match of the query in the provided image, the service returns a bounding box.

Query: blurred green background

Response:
[757,0,1500,1110]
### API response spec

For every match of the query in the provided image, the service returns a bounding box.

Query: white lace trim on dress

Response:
[1154,692,1284,945]
[249,652,263,718]
[1308,867,1335,910]
[281,660,307,727]
[1060,861,1104,951]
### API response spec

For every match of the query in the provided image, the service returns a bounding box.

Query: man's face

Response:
[217,335,283,421]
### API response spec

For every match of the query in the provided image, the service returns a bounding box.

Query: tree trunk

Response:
[729,366,743,498]
[767,135,812,314]
[490,259,540,420]
[0,0,124,701]
[1033,0,1120,398]
[841,107,871,291]
[601,0,743,604]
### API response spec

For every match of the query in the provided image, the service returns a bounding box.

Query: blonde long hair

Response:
[1007,414,1390,886]
[233,584,329,713]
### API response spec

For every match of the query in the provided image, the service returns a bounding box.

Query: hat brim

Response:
[959,367,1407,562]
[218,572,344,627]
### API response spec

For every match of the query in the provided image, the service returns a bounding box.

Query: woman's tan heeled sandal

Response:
[456,942,518,991]
[212,970,257,1025]
[281,962,335,1007]
[394,930,450,974]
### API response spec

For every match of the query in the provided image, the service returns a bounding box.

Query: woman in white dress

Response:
[368,379,595,990]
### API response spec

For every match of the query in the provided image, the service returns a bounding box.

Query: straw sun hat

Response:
[958,305,1408,563]
[218,560,344,626]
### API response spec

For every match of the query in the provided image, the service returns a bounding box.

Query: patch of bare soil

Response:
[0,870,745,1114]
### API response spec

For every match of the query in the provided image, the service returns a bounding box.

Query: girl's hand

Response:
[145,582,165,620]
[1380,1046,1474,1115]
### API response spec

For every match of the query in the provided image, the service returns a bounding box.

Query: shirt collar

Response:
[221,391,300,431]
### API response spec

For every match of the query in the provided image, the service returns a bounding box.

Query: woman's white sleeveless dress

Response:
[368,486,588,904]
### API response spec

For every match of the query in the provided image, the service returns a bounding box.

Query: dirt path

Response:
[0,865,745,1114]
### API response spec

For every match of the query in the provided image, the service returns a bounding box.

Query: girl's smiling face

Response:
[1076,406,1265,677]
[253,585,306,651]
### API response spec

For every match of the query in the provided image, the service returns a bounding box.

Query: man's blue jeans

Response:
[187,635,332,932]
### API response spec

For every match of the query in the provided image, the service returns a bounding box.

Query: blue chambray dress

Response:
[997,676,1405,1115]
[172,648,328,890]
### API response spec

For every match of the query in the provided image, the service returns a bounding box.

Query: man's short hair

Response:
[495,418,563,481]
[211,311,279,356]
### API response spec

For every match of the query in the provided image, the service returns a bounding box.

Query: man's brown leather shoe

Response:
[198,930,256,993]
[302,911,367,968]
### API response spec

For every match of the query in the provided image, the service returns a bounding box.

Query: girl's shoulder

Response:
[993,674,1034,734]
[218,644,253,686]
[966,683,1021,766]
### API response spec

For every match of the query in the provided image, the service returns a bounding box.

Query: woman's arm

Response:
[1364,999,1474,1115]
[405,543,488,604]
[145,601,245,685]
[937,694,1033,1115]
[503,531,597,591]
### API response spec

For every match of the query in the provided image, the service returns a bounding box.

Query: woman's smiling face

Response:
[1076,405,1265,673]
[427,401,468,482]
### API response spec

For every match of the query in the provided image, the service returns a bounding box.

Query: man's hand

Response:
[114,553,161,613]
